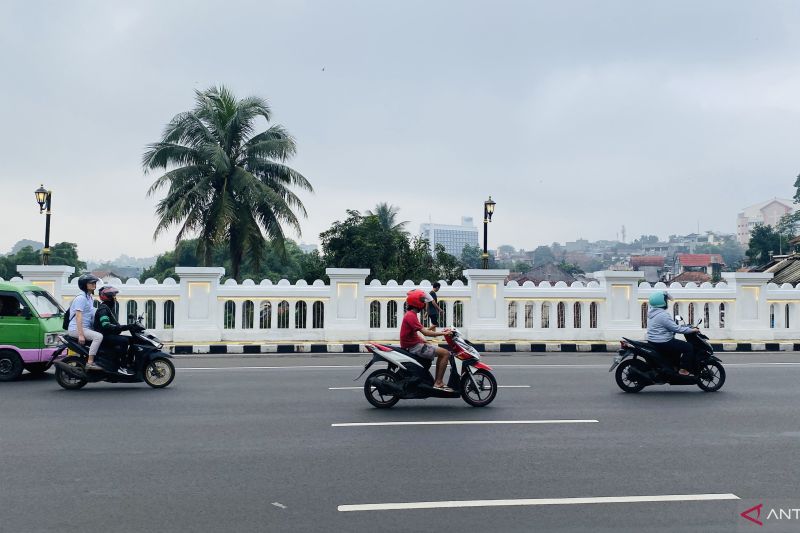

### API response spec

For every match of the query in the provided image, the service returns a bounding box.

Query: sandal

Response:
[433,384,455,392]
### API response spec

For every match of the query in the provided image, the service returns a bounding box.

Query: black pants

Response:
[650,338,694,372]
[100,334,131,368]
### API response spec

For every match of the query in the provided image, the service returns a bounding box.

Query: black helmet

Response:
[77,274,100,293]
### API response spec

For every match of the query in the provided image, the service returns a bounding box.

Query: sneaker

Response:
[85,362,105,372]
[117,367,133,376]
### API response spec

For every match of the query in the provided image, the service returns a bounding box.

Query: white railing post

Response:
[173,267,224,342]
[325,268,370,341]
[463,269,510,341]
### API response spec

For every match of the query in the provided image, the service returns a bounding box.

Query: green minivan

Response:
[0,281,65,381]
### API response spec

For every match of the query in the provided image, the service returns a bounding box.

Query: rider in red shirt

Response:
[401,289,452,391]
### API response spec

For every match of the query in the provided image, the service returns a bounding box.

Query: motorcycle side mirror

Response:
[674,314,684,324]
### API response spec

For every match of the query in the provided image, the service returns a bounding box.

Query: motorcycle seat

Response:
[389,346,433,368]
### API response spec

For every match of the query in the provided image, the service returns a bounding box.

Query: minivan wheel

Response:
[0,350,24,382]
[25,362,51,376]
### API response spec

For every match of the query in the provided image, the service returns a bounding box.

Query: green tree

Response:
[0,243,86,279]
[365,202,408,233]
[513,260,532,273]
[746,224,782,265]
[143,85,312,280]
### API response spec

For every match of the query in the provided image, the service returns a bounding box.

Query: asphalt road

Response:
[2,352,800,533]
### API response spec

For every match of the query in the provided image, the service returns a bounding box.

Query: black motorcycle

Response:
[609,317,725,393]
[52,315,175,390]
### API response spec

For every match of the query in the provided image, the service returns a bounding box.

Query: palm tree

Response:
[143,86,312,279]
[366,202,408,233]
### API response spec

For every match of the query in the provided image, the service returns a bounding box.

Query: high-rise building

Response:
[736,198,797,245]
[420,216,479,257]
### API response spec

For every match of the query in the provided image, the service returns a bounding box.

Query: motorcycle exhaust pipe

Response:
[370,378,402,396]
[628,365,655,385]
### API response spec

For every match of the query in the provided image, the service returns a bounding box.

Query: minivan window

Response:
[0,295,24,317]
[23,290,63,318]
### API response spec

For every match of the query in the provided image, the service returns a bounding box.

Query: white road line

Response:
[332,420,598,428]
[337,493,740,512]
[328,385,531,390]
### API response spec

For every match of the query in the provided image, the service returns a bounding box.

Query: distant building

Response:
[565,239,589,253]
[629,255,666,283]
[673,253,724,277]
[420,216,479,257]
[737,198,797,245]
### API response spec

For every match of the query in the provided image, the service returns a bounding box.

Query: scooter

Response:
[355,329,498,408]
[609,315,725,393]
[52,315,175,390]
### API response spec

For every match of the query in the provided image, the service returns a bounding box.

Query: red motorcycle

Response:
[355,329,497,408]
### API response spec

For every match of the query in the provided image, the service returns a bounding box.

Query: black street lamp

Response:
[482,196,496,269]
[34,185,52,265]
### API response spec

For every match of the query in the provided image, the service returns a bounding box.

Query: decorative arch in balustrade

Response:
[127,301,138,325]
[242,300,255,329]
[688,303,695,325]
[277,301,290,329]
[259,301,272,329]
[164,300,175,329]
[369,301,381,328]
[786,303,791,329]
[524,302,534,328]
[438,301,448,327]
[641,302,648,329]
[508,301,517,328]
[573,302,581,328]
[719,303,726,328]
[295,301,308,329]
[312,301,324,328]
[703,303,710,328]
[556,302,565,329]
[223,300,235,329]
[145,300,156,329]
[541,302,551,328]
[453,301,464,328]
[589,302,598,329]
[388,301,398,328]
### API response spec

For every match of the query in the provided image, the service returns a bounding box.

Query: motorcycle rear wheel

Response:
[364,369,400,408]
[696,361,725,392]
[461,369,497,407]
[615,359,647,393]
[55,356,87,390]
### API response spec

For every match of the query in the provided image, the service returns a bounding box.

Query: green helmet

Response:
[648,291,670,308]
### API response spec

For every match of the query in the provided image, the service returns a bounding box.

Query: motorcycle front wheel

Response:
[55,356,87,390]
[461,369,497,407]
[364,369,400,408]
[696,361,725,392]
[615,359,647,393]
[143,357,175,388]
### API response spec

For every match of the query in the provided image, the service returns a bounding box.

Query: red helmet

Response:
[98,286,119,302]
[406,289,427,310]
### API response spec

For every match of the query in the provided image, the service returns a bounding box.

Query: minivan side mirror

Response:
[21,308,32,319]
[674,315,684,324]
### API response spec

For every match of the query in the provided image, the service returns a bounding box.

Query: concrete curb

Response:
[168,342,800,355]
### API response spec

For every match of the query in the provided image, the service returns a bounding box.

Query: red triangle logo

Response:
[740,503,763,526]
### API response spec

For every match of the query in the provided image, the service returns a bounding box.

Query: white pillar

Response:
[463,269,511,341]
[172,267,224,342]
[324,268,370,341]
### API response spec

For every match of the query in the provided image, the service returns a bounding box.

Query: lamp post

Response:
[34,185,52,266]
[482,196,496,269]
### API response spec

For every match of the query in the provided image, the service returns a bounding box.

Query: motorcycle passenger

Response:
[401,289,452,391]
[93,286,134,376]
[68,274,104,371]
[646,291,700,376]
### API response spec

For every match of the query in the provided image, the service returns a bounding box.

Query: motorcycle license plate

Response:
[608,354,623,372]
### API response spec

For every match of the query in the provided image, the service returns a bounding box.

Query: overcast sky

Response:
[2,0,799,261]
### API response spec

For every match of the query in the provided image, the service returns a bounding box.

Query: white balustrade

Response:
[7,265,798,343]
